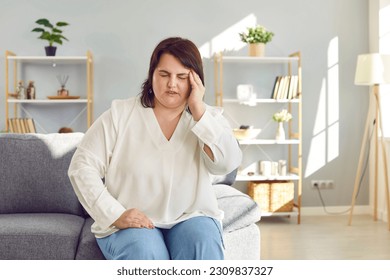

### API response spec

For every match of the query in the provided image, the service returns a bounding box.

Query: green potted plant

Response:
[31,18,69,56]
[239,25,274,57]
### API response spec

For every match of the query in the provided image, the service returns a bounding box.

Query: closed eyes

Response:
[158,70,189,80]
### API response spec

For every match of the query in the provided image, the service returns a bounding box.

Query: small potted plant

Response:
[31,18,69,56]
[239,25,274,57]
[272,109,292,140]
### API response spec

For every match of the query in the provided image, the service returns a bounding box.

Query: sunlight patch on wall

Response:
[313,79,327,135]
[305,126,327,177]
[305,37,340,177]
[328,122,339,162]
[199,14,256,58]
[305,78,327,177]
[327,37,340,161]
[327,64,339,125]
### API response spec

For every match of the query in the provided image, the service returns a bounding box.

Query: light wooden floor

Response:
[258,214,390,259]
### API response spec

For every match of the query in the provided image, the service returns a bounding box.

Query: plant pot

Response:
[45,46,57,56]
[248,43,265,57]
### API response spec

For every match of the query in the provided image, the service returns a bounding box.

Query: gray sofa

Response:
[0,133,260,260]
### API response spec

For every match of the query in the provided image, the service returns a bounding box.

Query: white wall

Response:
[0,0,369,208]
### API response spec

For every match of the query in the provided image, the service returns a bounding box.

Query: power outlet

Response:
[311,180,334,189]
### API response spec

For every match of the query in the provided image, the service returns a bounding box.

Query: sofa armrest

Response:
[214,184,261,232]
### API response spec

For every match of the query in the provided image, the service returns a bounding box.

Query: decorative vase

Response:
[57,86,69,96]
[45,46,57,56]
[276,122,285,141]
[248,43,265,57]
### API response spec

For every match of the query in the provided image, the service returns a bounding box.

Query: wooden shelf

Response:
[238,139,300,145]
[217,56,299,64]
[236,173,299,182]
[261,208,299,217]
[7,99,89,104]
[223,98,300,104]
[7,56,90,64]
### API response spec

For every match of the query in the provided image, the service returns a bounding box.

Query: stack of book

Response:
[8,118,36,133]
[271,75,299,100]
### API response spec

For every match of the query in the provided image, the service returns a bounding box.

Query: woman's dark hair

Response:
[140,37,204,108]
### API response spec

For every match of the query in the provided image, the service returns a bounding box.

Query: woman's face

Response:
[152,53,191,111]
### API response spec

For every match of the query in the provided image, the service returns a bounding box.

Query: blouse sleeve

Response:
[68,104,126,230]
[191,106,242,175]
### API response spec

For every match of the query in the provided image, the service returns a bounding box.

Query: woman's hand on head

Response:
[112,208,155,229]
[187,70,206,121]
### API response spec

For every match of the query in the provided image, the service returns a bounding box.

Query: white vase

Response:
[276,122,285,141]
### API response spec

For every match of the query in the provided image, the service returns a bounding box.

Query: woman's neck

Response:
[153,104,185,140]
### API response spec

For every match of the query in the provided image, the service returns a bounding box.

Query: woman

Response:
[68,37,242,260]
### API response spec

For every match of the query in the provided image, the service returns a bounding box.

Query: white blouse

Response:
[68,97,242,238]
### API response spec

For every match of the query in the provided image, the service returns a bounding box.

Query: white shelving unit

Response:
[214,52,302,223]
[223,98,300,104]
[7,99,89,104]
[5,50,94,133]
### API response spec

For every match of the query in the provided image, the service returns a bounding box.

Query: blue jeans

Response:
[96,216,224,260]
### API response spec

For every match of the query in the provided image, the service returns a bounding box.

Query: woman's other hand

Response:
[112,208,155,229]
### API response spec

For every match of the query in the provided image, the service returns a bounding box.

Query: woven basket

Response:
[248,181,294,212]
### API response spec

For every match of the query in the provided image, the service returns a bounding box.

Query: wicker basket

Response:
[248,181,294,212]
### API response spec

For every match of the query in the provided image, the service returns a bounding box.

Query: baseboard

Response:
[301,205,370,216]
[300,205,389,223]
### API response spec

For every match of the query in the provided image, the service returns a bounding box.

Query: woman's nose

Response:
[167,77,176,88]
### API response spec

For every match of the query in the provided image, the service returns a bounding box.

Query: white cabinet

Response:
[5,51,94,133]
[213,52,302,223]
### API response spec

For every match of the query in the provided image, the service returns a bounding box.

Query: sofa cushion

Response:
[75,217,105,260]
[223,223,260,260]
[0,213,85,259]
[0,133,85,216]
[214,184,261,233]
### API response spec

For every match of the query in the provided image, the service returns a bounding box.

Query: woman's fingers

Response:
[112,208,155,229]
[189,70,203,89]
[187,71,206,121]
[131,209,154,229]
